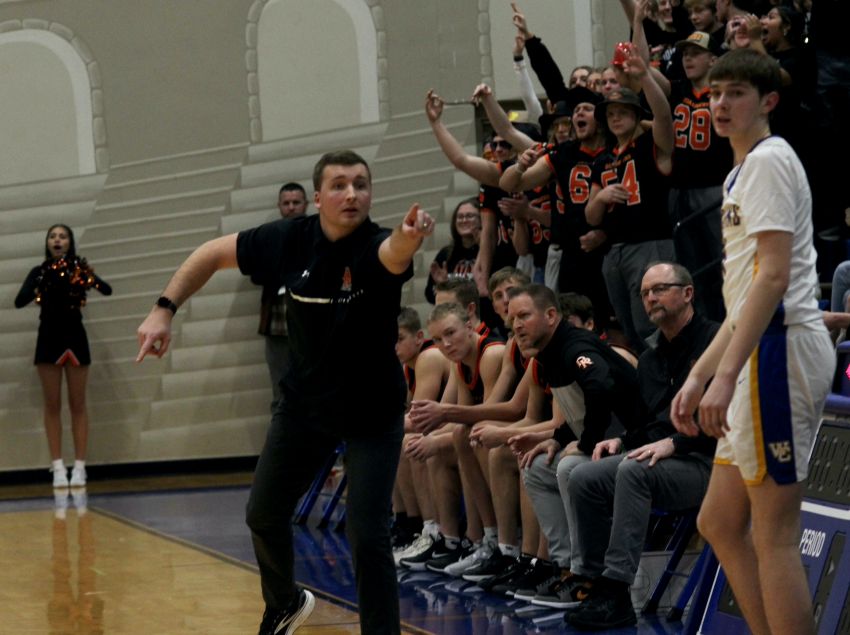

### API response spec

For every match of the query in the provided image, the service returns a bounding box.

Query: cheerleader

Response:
[15,224,112,488]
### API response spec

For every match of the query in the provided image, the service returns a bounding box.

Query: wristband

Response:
[156,296,178,315]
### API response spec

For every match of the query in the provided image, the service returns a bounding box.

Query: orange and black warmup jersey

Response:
[526,185,551,269]
[669,82,732,189]
[545,141,606,250]
[478,161,519,273]
[458,331,505,405]
[591,132,672,245]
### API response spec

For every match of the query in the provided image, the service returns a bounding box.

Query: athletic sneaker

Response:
[394,532,435,567]
[532,573,592,609]
[258,589,315,635]
[565,585,636,630]
[52,466,69,489]
[443,540,496,577]
[477,555,531,594]
[70,465,87,487]
[512,562,562,601]
[462,549,518,582]
[401,534,448,571]
[425,537,474,574]
[490,557,550,596]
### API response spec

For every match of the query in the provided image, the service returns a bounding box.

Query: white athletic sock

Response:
[52,459,65,472]
[499,543,519,557]
[423,519,439,538]
[444,535,460,549]
[73,460,86,470]
[483,526,498,545]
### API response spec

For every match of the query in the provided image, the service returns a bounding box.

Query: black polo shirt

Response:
[237,215,412,433]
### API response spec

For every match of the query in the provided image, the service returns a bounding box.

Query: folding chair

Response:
[293,443,345,525]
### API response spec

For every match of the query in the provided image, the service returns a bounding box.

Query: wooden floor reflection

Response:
[0,499,362,634]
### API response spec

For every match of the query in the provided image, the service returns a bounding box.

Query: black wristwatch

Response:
[156,296,178,315]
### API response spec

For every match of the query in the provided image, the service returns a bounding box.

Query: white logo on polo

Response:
[301,269,310,278]
[768,441,792,463]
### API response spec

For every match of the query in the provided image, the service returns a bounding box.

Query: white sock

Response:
[51,459,65,472]
[499,543,519,557]
[444,535,460,549]
[483,526,498,545]
[73,460,86,470]
[423,519,439,538]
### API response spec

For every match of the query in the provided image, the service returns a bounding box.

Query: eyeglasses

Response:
[490,140,512,150]
[456,213,480,221]
[639,283,686,299]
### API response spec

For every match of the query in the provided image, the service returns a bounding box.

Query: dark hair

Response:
[44,224,76,260]
[707,48,781,96]
[488,266,531,296]
[447,197,480,263]
[772,5,804,48]
[312,150,371,191]
[398,306,422,333]
[435,278,480,318]
[507,283,559,313]
[279,182,306,197]
[559,292,594,323]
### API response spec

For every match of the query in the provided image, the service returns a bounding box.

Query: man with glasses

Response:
[561,262,718,629]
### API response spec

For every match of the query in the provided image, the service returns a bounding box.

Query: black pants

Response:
[246,406,403,634]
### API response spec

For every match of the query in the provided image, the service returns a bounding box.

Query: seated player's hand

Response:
[591,438,622,461]
[409,400,446,434]
[471,423,509,449]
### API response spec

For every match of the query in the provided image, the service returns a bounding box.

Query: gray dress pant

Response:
[522,452,589,569]
[567,452,711,585]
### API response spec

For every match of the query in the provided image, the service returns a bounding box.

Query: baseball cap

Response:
[676,31,711,52]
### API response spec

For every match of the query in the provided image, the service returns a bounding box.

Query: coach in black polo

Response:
[136,150,435,635]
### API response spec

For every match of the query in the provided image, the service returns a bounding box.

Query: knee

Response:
[490,445,516,474]
[452,425,472,455]
[615,457,649,488]
[564,461,591,498]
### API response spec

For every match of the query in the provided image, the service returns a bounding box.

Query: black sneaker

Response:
[462,549,517,582]
[425,537,474,573]
[532,573,592,609]
[399,533,446,571]
[258,589,316,635]
[566,585,636,630]
[491,557,546,597]
[478,556,532,594]
[513,562,562,601]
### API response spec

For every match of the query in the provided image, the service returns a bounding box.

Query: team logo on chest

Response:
[341,266,352,292]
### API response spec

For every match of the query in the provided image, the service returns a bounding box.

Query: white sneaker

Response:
[52,466,69,489]
[71,488,88,515]
[444,541,494,577]
[394,532,435,567]
[69,466,87,487]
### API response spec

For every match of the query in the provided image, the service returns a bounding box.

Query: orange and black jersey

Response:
[525,185,552,270]
[458,331,505,405]
[545,141,607,250]
[591,133,672,245]
[424,242,479,304]
[403,339,438,396]
[479,169,518,273]
[669,82,732,189]
[510,338,530,378]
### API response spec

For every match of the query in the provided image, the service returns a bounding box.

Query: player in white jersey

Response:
[671,49,834,635]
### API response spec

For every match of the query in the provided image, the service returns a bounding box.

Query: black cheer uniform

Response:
[15,257,112,366]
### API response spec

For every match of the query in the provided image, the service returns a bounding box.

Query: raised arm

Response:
[378,203,435,274]
[513,36,544,123]
[425,89,501,187]
[632,0,671,96]
[500,145,551,193]
[623,47,674,170]
[512,3,568,103]
[136,233,238,361]
[472,83,535,152]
